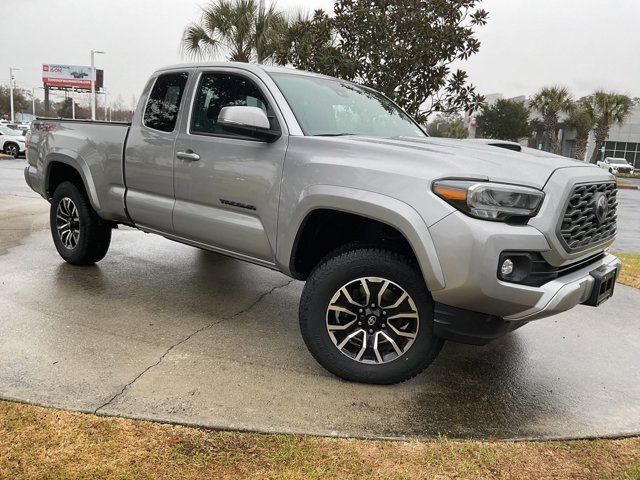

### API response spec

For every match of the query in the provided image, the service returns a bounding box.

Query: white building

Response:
[470,92,640,167]
[594,104,640,167]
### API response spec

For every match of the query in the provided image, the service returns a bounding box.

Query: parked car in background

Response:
[597,157,634,174]
[0,126,26,157]
[5,123,30,136]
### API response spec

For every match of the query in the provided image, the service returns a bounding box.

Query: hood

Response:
[318,136,596,189]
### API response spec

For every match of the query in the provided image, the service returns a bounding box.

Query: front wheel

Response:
[4,143,19,158]
[50,181,112,265]
[299,248,443,384]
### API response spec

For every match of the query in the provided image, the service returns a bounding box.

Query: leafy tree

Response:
[0,85,30,119]
[276,0,488,124]
[182,0,288,63]
[585,92,633,164]
[566,98,595,161]
[427,113,468,138]
[54,98,90,119]
[530,86,573,155]
[274,10,355,79]
[57,98,74,119]
[475,98,531,141]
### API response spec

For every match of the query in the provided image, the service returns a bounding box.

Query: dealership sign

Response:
[42,64,94,89]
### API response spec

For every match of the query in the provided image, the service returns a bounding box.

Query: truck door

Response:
[172,69,288,264]
[124,71,190,232]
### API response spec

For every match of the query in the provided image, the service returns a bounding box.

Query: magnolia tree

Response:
[475,99,532,141]
[275,0,488,124]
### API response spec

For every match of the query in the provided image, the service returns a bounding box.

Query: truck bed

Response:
[26,118,132,224]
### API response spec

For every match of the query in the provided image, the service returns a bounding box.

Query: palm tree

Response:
[182,0,288,64]
[585,91,633,164]
[530,86,573,155]
[566,98,595,161]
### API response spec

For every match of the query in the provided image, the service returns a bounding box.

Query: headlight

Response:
[432,179,544,222]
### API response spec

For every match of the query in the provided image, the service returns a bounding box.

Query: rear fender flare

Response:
[44,151,101,211]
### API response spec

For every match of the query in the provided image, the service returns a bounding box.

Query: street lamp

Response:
[90,50,105,120]
[103,90,108,121]
[9,67,20,122]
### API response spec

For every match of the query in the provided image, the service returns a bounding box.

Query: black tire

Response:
[299,248,444,384]
[4,142,19,158]
[50,181,112,265]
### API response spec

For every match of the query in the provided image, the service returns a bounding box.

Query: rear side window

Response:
[143,72,188,132]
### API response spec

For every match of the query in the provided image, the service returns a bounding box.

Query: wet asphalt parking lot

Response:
[1,158,639,440]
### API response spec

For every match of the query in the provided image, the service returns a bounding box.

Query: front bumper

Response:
[427,166,620,324]
[502,253,620,321]
[428,211,620,323]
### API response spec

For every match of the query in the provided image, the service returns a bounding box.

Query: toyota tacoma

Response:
[25,63,621,384]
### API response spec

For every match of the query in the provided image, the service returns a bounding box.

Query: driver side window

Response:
[190,72,277,136]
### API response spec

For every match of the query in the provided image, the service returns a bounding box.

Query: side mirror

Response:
[217,106,281,143]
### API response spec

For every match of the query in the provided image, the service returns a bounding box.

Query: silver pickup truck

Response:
[25,62,621,384]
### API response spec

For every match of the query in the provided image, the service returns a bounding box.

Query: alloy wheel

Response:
[325,276,419,364]
[56,197,81,249]
[6,145,18,157]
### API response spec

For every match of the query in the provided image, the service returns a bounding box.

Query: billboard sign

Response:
[42,64,94,89]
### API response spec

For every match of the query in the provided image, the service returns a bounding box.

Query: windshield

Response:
[270,73,425,137]
[0,127,22,136]
[609,158,628,165]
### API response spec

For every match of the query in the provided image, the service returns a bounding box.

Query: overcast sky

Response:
[1,0,638,108]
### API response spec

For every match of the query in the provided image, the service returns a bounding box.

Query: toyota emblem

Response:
[594,194,609,224]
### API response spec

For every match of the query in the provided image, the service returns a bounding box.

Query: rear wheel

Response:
[50,181,112,265]
[299,248,443,384]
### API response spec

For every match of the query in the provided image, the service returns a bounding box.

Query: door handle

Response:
[176,150,200,161]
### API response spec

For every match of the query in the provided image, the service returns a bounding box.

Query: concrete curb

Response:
[2,395,640,443]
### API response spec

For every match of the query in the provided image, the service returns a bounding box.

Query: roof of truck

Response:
[154,61,334,79]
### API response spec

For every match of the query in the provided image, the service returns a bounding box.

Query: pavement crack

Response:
[94,278,296,414]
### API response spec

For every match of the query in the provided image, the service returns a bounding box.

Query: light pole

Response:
[90,50,105,120]
[31,87,36,117]
[103,90,108,121]
[9,67,20,122]
[71,88,76,119]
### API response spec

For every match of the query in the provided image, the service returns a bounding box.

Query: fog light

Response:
[501,258,514,277]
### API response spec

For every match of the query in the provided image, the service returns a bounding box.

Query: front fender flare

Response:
[277,185,446,291]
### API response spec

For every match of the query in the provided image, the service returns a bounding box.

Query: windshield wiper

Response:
[313,133,358,137]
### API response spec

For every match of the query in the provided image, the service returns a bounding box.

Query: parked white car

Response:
[597,157,634,174]
[0,126,26,158]
[6,123,31,136]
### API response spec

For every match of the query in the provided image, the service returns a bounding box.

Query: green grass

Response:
[615,253,640,289]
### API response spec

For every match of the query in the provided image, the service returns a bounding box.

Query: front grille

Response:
[559,182,617,251]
